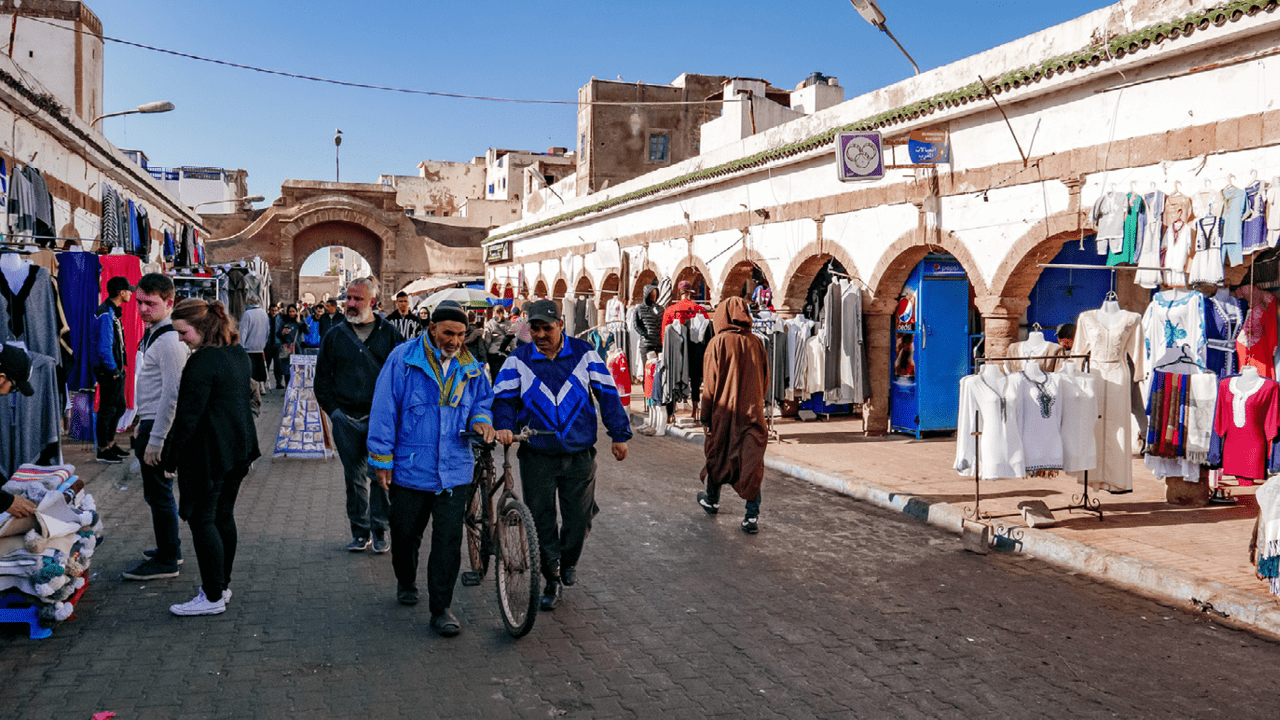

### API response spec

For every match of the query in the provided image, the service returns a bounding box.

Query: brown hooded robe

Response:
[699,297,768,500]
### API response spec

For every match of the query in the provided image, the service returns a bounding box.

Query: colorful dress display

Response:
[1075,309,1143,493]
[1204,289,1244,378]
[1233,285,1277,377]
[1213,375,1280,480]
[1142,290,1206,394]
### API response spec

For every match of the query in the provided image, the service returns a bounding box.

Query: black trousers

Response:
[185,465,248,601]
[517,447,599,583]
[388,483,469,615]
[94,369,126,449]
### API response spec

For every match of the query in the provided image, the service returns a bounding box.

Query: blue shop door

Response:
[917,278,969,433]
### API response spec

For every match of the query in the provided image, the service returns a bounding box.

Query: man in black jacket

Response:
[631,283,664,357]
[315,278,404,554]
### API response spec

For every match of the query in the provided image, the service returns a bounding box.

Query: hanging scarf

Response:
[419,333,479,408]
[1256,478,1280,595]
[1184,373,1218,465]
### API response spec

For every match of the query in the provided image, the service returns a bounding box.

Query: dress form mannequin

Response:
[1239,364,1263,392]
[0,252,31,294]
[1022,359,1046,383]
[980,363,1004,382]
[1097,295,1124,327]
[1022,330,1048,357]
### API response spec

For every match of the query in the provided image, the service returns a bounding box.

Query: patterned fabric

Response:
[493,333,632,455]
[1233,285,1277,377]
[1145,371,1188,459]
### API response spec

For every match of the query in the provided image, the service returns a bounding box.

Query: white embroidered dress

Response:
[1075,309,1144,492]
[954,372,1025,480]
[1007,370,1065,473]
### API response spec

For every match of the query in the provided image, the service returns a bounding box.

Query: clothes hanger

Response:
[1155,344,1204,371]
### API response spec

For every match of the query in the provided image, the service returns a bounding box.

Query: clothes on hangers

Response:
[1057,364,1100,477]
[1142,289,1206,395]
[1134,190,1167,289]
[1234,285,1277,377]
[1162,221,1193,287]
[1091,191,1129,256]
[1188,216,1225,286]
[1204,289,1244,379]
[1143,350,1213,480]
[0,262,61,365]
[0,353,59,476]
[1242,181,1268,255]
[1220,184,1247,266]
[954,368,1025,480]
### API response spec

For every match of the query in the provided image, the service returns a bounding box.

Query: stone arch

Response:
[671,255,714,302]
[630,261,661,303]
[599,272,621,309]
[533,276,549,299]
[986,211,1090,301]
[717,246,777,303]
[778,240,861,315]
[552,277,568,300]
[865,229,986,314]
[280,204,396,303]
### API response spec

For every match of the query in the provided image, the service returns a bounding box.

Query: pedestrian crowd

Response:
[0,275,773,631]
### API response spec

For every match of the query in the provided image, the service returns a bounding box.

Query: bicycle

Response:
[460,427,548,637]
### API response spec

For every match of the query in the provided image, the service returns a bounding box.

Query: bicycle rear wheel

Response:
[463,479,489,584]
[495,498,541,638]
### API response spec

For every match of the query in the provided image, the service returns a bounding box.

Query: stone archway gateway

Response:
[204,180,486,304]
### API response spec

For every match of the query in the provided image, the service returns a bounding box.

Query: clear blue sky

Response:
[86,0,1113,208]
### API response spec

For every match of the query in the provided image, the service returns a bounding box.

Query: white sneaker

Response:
[170,589,226,616]
[222,589,232,604]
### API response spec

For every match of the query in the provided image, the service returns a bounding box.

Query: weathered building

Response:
[0,0,204,252]
[484,147,575,204]
[379,159,486,218]
[487,0,1280,436]
[575,73,728,195]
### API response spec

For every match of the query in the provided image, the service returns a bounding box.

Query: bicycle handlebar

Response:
[461,427,555,443]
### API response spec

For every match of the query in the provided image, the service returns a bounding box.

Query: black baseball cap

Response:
[0,343,35,396]
[106,276,134,297]
[524,300,560,324]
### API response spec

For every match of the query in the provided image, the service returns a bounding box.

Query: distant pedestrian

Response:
[508,305,532,347]
[274,304,305,388]
[695,296,767,534]
[321,298,343,336]
[314,278,404,553]
[303,305,324,349]
[417,306,430,322]
[239,295,270,416]
[165,299,260,616]
[92,276,133,463]
[494,300,632,611]
[385,291,424,340]
[368,300,495,637]
[264,304,280,384]
[483,305,514,381]
[122,273,190,582]
[465,310,488,366]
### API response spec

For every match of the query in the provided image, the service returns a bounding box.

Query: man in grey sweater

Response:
[240,295,270,416]
[122,274,191,581]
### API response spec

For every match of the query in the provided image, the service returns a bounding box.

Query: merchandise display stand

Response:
[273,354,333,459]
[963,352,1104,534]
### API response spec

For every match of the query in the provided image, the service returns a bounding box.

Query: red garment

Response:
[1234,286,1277,378]
[608,352,631,407]
[660,299,709,338]
[643,356,657,406]
[1214,376,1280,480]
[98,254,143,409]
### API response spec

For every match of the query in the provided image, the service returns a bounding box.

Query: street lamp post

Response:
[334,130,343,183]
[91,101,175,127]
[846,0,920,76]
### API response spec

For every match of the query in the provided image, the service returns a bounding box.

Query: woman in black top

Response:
[166,299,261,616]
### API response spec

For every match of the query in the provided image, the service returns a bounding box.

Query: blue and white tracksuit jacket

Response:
[492,333,633,455]
[367,334,493,493]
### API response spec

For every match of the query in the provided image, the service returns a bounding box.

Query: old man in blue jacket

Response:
[367,301,495,637]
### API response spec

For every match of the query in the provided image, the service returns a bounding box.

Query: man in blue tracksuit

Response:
[493,300,632,612]
[92,276,133,463]
[367,301,494,637]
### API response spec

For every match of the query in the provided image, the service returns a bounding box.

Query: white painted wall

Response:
[1,10,103,124]
[490,0,1280,304]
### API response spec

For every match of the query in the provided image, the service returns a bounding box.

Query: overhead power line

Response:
[23,15,741,107]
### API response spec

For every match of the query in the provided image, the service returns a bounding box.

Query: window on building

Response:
[501,178,506,190]
[424,210,436,216]
[498,156,504,168]
[404,208,415,216]
[544,175,555,186]
[648,133,670,163]
[580,132,588,162]
[488,184,495,195]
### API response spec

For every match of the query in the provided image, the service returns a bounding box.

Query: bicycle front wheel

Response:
[495,498,541,638]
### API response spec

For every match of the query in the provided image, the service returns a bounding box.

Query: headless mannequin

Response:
[1021,358,1046,383]
[1097,297,1124,327]
[0,253,32,295]
[980,363,1004,383]
[1022,330,1048,358]
[1238,364,1263,393]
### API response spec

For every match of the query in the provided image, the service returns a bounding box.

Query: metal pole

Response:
[335,145,340,183]
[879,24,920,75]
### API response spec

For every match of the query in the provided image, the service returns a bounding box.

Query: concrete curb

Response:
[634,412,1280,640]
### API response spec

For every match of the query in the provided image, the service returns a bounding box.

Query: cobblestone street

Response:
[5,394,1280,719]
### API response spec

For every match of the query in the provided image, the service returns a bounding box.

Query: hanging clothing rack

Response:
[966,352,1104,530]
[1037,263,1165,271]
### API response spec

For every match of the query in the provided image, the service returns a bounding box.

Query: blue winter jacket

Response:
[91,300,124,373]
[367,333,494,492]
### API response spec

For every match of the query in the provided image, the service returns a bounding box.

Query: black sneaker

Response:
[122,558,179,580]
[142,549,184,566]
[540,581,562,611]
[560,565,577,586]
[741,516,759,534]
[347,537,371,552]
[96,449,123,464]
[696,491,719,515]
[107,445,130,459]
